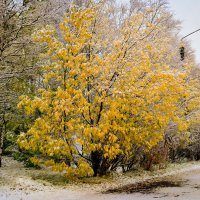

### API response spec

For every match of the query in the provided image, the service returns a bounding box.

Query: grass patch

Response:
[79,175,113,184]
[30,172,69,186]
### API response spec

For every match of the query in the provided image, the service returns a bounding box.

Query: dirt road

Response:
[1,157,200,200]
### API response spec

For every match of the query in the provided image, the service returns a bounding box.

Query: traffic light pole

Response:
[181,28,200,41]
[180,28,200,60]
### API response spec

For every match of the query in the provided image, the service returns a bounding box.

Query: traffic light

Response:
[180,46,185,61]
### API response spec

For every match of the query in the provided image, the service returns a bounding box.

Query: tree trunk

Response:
[91,151,111,176]
[0,110,7,167]
[91,151,102,177]
[0,126,3,167]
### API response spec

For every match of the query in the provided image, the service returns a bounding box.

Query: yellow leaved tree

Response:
[17,4,199,177]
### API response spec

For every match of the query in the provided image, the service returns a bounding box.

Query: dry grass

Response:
[105,178,183,194]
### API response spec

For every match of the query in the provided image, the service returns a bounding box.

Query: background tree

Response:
[0,0,69,167]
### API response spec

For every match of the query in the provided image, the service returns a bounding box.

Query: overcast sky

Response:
[168,0,200,64]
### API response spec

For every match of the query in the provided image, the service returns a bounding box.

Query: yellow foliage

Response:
[17,5,200,177]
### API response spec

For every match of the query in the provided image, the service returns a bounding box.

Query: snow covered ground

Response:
[1,157,200,200]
